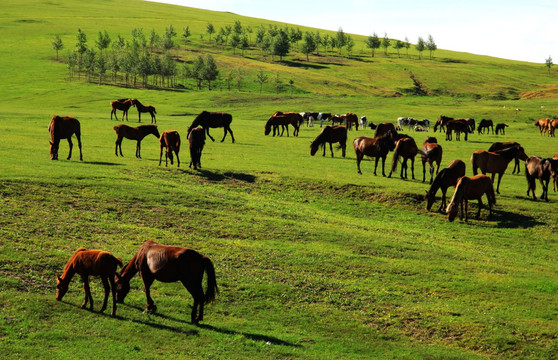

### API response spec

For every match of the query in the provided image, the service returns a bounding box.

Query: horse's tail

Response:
[471,152,479,175]
[203,256,218,304]
[487,179,496,206]
[390,143,401,173]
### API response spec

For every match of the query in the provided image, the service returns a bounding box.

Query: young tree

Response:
[345,35,354,57]
[181,26,191,46]
[301,31,316,61]
[95,30,111,57]
[546,56,553,75]
[203,55,219,90]
[426,34,437,59]
[163,25,177,51]
[365,33,381,57]
[191,55,205,90]
[289,27,302,50]
[66,51,77,80]
[272,29,290,61]
[233,20,243,36]
[255,70,269,93]
[149,29,160,52]
[415,36,426,59]
[381,33,390,56]
[75,28,88,79]
[289,79,294,95]
[393,40,404,58]
[313,31,321,55]
[229,33,241,55]
[321,34,331,55]
[404,37,411,58]
[52,35,64,61]
[336,27,346,54]
[240,35,249,56]
[206,23,215,41]
[84,49,96,81]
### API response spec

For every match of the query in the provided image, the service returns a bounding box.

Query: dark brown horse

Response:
[115,241,218,324]
[341,113,359,131]
[353,131,396,176]
[433,115,453,132]
[425,159,466,212]
[477,119,494,134]
[525,156,558,201]
[495,123,508,135]
[445,120,469,141]
[48,115,83,161]
[159,130,180,167]
[471,145,528,194]
[188,111,234,143]
[373,122,396,138]
[265,111,301,137]
[56,248,123,317]
[310,126,347,157]
[110,99,134,121]
[188,127,206,170]
[114,124,160,158]
[419,137,443,184]
[488,141,522,174]
[447,174,496,222]
[132,99,157,123]
[554,154,558,191]
[388,137,418,179]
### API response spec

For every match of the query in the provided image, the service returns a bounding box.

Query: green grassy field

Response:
[1,0,557,359]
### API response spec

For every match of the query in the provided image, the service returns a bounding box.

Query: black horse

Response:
[187,111,235,143]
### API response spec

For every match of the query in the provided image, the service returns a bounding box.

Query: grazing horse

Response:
[471,145,528,194]
[48,115,83,161]
[310,126,347,157]
[188,127,206,170]
[342,113,359,131]
[495,123,508,135]
[477,119,494,134]
[353,131,396,176]
[388,137,418,179]
[547,119,558,136]
[534,118,550,136]
[425,159,466,212]
[110,99,134,121]
[131,99,157,123]
[433,115,453,132]
[114,241,218,324]
[374,122,396,138]
[188,111,235,143]
[488,141,523,174]
[265,111,301,137]
[158,130,180,167]
[445,120,469,141]
[56,248,123,317]
[114,124,160,158]
[525,156,558,201]
[447,174,496,222]
[419,137,443,184]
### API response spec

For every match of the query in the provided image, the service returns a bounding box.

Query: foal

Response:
[114,124,160,158]
[159,130,181,167]
[132,99,157,123]
[188,127,206,170]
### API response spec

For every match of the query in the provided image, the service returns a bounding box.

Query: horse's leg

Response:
[439,187,447,213]
[411,158,415,180]
[100,276,110,313]
[76,132,83,161]
[109,276,117,316]
[495,173,502,194]
[138,111,141,123]
[422,159,426,183]
[342,142,346,158]
[175,149,180,168]
[151,111,156,124]
[221,127,227,142]
[141,275,157,312]
[541,178,549,201]
[381,156,387,177]
[228,126,235,143]
[159,145,163,166]
[206,128,215,142]
[67,138,73,160]
[136,141,141,158]
[476,198,483,219]
[356,153,363,174]
[329,143,334,157]
[181,279,205,324]
[81,275,93,310]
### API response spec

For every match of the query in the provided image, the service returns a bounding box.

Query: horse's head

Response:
[447,202,458,222]
[264,122,272,136]
[49,140,59,160]
[114,273,129,304]
[425,190,435,211]
[130,99,137,107]
[151,125,160,139]
[310,141,320,156]
[516,146,528,161]
[55,275,69,301]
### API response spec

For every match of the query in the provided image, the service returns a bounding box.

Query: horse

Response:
[525,156,558,201]
[388,137,418,179]
[433,115,453,132]
[488,141,522,174]
[114,124,160,158]
[110,99,134,121]
[418,137,443,184]
[353,131,396,176]
[548,119,558,137]
[131,99,157,123]
[310,126,347,157]
[48,115,83,161]
[342,113,359,131]
[374,122,396,138]
[445,120,469,141]
[114,241,218,324]
[554,154,558,191]
[534,118,550,136]
[188,127,206,170]
[425,159,466,212]
[471,145,528,194]
[446,174,496,222]
[158,130,180,167]
[477,119,494,134]
[56,248,123,317]
[187,111,235,143]
[265,111,301,137]
[495,123,508,135]
[465,118,476,133]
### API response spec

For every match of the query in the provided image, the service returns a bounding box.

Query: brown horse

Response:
[525,156,558,201]
[477,119,494,134]
[188,127,206,170]
[373,122,396,138]
[353,131,396,176]
[265,111,301,137]
[433,115,453,132]
[495,123,508,135]
[471,145,528,194]
[159,130,180,167]
[425,159,466,212]
[264,115,287,137]
[310,126,347,157]
[445,120,469,141]
[488,141,522,174]
[447,174,496,222]
[534,118,550,136]
[419,137,443,184]
[388,137,418,179]
[188,111,235,143]
[114,124,160,158]
[115,241,218,324]
[341,113,359,131]
[132,98,157,123]
[56,248,123,317]
[110,99,134,121]
[48,115,83,161]
[548,119,558,136]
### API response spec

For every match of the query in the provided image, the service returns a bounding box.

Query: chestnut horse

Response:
[525,156,558,201]
[447,174,496,222]
[188,127,206,170]
[132,99,157,123]
[425,159,466,212]
[471,145,528,194]
[159,130,181,167]
[445,120,469,141]
[265,111,301,137]
[48,115,83,161]
[341,113,359,131]
[534,118,550,136]
[353,131,396,176]
[114,124,160,158]
[419,137,443,184]
[388,137,418,179]
[477,119,494,134]
[310,126,347,157]
[433,115,453,133]
[56,248,123,317]
[488,141,522,174]
[110,99,134,121]
[188,111,235,143]
[115,241,218,324]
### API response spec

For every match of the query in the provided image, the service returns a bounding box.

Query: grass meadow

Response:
[0,0,557,359]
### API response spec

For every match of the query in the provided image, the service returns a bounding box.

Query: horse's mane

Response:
[446,176,467,214]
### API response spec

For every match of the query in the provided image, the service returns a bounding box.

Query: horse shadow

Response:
[190,169,256,183]
[490,208,544,228]
[198,324,302,348]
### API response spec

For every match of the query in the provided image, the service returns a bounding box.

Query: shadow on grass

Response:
[199,324,302,347]
[491,208,545,228]
[187,169,257,183]
[81,161,122,166]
